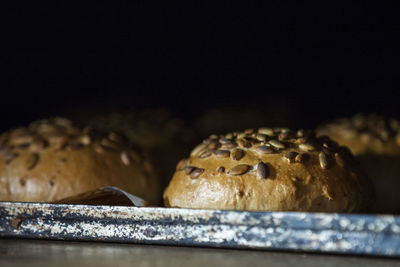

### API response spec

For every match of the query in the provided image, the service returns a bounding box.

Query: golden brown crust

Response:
[317,114,400,213]
[163,128,374,212]
[0,117,161,204]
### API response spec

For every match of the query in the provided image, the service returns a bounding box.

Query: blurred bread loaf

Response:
[0,117,160,204]
[317,114,400,213]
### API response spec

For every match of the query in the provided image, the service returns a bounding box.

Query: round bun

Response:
[72,108,198,190]
[317,114,400,213]
[163,128,374,212]
[0,117,160,204]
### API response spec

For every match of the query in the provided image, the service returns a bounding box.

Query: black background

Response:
[2,2,399,132]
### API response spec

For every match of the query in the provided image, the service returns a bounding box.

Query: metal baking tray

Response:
[1,200,400,257]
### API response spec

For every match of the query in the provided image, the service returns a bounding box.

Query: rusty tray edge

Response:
[1,202,400,257]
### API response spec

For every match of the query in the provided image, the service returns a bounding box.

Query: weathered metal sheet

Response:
[0,202,400,257]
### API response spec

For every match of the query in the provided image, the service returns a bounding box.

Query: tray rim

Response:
[1,201,400,257]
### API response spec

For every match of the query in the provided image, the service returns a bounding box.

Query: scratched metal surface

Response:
[0,202,399,257]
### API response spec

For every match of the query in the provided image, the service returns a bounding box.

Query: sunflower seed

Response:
[216,166,225,173]
[209,134,219,139]
[228,164,252,176]
[78,135,91,145]
[295,153,310,163]
[184,166,195,175]
[335,153,346,168]
[36,123,57,133]
[269,140,285,149]
[278,131,293,141]
[191,143,208,156]
[204,138,219,145]
[176,159,187,170]
[190,168,204,179]
[108,132,124,144]
[256,134,267,142]
[299,143,316,152]
[94,144,105,154]
[31,139,48,152]
[231,149,245,161]
[120,152,131,166]
[237,133,246,139]
[212,150,230,158]
[319,152,332,170]
[256,145,275,154]
[220,143,237,149]
[244,128,254,134]
[237,139,252,148]
[13,136,33,145]
[101,138,119,149]
[225,133,233,139]
[257,162,270,179]
[219,138,235,145]
[198,150,212,158]
[208,142,221,150]
[297,129,306,137]
[295,137,307,144]
[284,151,298,163]
[26,153,39,170]
[258,127,274,136]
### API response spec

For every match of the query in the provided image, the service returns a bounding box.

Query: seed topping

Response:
[120,152,131,166]
[256,145,276,154]
[319,152,332,170]
[228,164,252,176]
[257,162,270,179]
[284,151,298,163]
[299,143,316,152]
[212,150,230,158]
[190,167,205,179]
[26,153,39,170]
[231,149,245,161]
[269,140,285,149]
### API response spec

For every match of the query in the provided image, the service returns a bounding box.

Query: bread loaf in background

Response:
[317,114,400,213]
[0,117,161,204]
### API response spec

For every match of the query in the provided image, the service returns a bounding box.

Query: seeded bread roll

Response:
[0,117,160,204]
[163,128,374,212]
[77,109,198,190]
[317,114,400,213]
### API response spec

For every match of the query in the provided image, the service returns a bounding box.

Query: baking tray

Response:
[1,201,400,257]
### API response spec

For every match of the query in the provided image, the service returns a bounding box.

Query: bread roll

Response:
[77,109,198,190]
[0,117,160,204]
[164,128,374,212]
[317,114,400,213]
